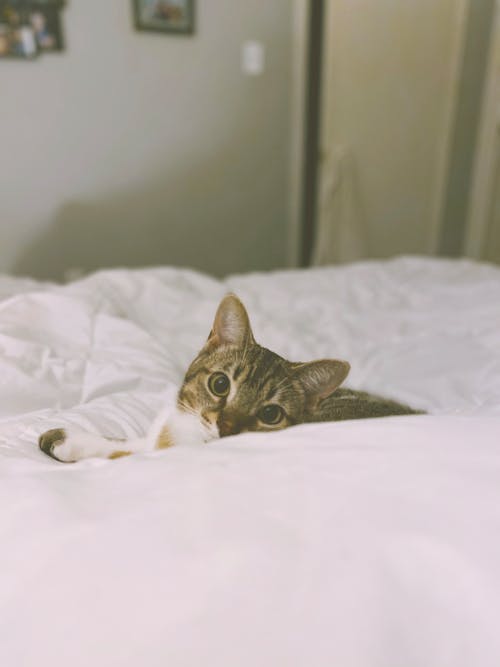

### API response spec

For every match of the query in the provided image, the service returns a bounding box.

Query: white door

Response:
[315,0,470,265]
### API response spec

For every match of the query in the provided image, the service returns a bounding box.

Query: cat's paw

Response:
[39,428,71,462]
[38,428,96,463]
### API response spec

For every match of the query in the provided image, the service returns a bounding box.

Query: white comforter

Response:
[0,257,499,666]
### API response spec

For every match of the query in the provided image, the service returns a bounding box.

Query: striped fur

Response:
[177,294,421,438]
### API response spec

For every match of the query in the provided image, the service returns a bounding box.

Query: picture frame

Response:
[30,2,64,52]
[0,0,65,59]
[132,0,195,36]
[0,2,38,59]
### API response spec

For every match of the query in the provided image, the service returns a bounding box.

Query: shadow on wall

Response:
[13,151,288,282]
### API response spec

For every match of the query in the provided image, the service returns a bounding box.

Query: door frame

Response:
[287,0,324,267]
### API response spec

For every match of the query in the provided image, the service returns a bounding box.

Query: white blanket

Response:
[0,257,499,666]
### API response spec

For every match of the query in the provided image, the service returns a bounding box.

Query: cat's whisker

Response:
[176,400,216,440]
[177,401,200,419]
[177,401,202,421]
[178,402,214,431]
[269,374,293,396]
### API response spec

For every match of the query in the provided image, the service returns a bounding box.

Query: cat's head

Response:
[177,294,350,438]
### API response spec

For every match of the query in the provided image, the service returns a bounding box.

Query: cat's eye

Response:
[258,404,284,425]
[208,372,230,397]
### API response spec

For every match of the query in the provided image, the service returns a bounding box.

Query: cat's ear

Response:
[293,359,350,408]
[206,294,255,348]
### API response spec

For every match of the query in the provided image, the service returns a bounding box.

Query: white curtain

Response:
[312,146,369,266]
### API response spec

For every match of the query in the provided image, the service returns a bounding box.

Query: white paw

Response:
[38,428,105,463]
[164,410,218,447]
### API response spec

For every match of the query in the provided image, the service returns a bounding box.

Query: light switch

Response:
[242,41,265,76]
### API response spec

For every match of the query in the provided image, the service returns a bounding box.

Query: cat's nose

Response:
[217,417,242,438]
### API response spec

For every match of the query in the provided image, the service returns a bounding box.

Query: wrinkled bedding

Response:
[0,257,499,666]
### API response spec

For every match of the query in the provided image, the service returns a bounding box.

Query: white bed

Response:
[0,256,499,666]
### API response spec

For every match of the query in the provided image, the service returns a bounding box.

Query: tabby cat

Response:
[39,294,420,462]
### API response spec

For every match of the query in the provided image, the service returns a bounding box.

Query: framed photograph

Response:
[0,4,38,59]
[133,0,195,35]
[29,3,64,51]
[0,1,64,58]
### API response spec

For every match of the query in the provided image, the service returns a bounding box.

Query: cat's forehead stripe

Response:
[233,365,244,380]
[265,386,277,401]
[245,350,278,384]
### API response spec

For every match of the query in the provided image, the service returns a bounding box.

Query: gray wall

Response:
[0,0,293,280]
